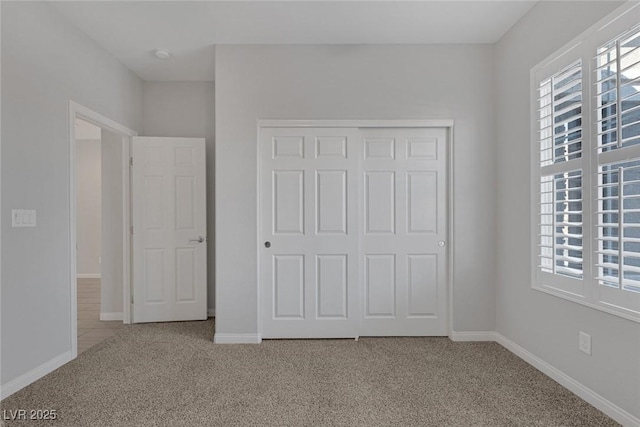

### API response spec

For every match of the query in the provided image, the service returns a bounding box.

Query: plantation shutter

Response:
[537,60,584,281]
[596,26,640,152]
[595,26,640,312]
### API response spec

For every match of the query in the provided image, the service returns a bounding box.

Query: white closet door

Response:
[260,128,360,338]
[359,128,448,336]
[131,137,207,323]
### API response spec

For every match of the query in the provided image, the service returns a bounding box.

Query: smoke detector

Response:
[153,49,171,60]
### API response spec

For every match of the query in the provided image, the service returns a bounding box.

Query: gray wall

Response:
[494,1,640,419]
[76,139,101,276]
[1,1,143,385]
[142,81,216,313]
[215,45,497,335]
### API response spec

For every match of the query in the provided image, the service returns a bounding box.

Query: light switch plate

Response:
[12,209,36,227]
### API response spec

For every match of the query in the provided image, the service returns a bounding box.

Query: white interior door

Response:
[359,128,448,336]
[131,137,207,323]
[261,128,361,338]
[260,125,449,338]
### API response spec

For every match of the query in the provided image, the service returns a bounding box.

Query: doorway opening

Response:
[74,118,122,353]
[70,101,137,358]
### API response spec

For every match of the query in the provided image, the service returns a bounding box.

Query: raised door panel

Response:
[144,176,165,230]
[365,138,395,159]
[273,171,304,234]
[365,172,395,234]
[175,147,195,167]
[144,145,165,165]
[143,248,165,303]
[316,171,347,234]
[316,137,347,159]
[407,138,438,160]
[175,176,195,230]
[407,255,437,317]
[176,248,196,302]
[273,137,304,159]
[365,255,396,317]
[407,172,437,234]
[273,255,305,319]
[316,255,348,318]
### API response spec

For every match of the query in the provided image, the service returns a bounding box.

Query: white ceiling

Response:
[52,1,537,82]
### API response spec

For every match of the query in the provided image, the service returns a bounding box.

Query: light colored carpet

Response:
[1,319,617,426]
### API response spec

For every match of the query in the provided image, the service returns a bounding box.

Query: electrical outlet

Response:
[579,331,592,355]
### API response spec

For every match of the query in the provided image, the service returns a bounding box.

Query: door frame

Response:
[69,101,137,358]
[256,119,455,338]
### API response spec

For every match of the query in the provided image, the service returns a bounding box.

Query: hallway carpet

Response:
[0,319,617,426]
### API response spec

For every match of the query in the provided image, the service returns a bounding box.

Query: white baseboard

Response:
[495,333,639,427]
[0,351,72,400]
[213,333,261,344]
[449,331,498,341]
[77,273,100,279]
[207,309,216,318]
[99,312,123,321]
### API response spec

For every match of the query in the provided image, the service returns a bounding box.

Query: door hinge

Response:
[130,157,133,166]
[130,226,134,235]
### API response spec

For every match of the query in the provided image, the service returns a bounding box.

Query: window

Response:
[532,4,640,321]
[537,61,584,283]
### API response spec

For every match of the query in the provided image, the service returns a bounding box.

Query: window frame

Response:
[530,2,640,323]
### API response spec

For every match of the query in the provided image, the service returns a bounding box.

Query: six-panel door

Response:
[131,137,208,323]
[260,127,448,338]
[260,128,361,338]
[359,128,448,336]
